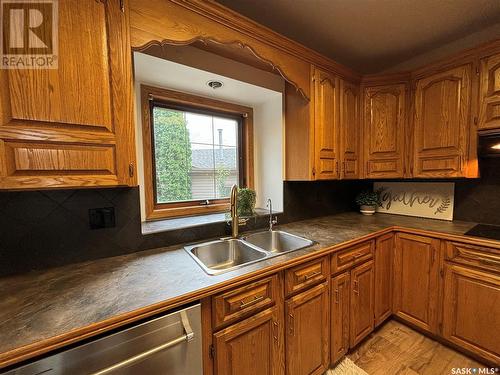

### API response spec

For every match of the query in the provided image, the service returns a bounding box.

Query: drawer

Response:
[331,241,374,274]
[212,274,278,330]
[445,241,500,273]
[285,256,329,296]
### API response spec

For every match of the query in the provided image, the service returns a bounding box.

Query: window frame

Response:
[141,84,254,220]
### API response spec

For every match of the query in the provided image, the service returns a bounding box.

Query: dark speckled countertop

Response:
[0,212,490,367]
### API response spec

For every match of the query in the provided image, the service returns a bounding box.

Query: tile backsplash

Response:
[0,180,369,276]
[1,157,498,278]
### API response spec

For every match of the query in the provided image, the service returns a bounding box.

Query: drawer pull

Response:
[352,252,364,260]
[239,295,265,309]
[303,270,322,280]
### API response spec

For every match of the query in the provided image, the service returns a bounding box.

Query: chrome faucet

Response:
[267,198,278,231]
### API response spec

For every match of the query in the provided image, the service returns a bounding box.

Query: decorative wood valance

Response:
[128,0,354,100]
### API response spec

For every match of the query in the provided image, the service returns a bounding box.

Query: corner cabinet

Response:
[362,84,406,178]
[393,233,440,334]
[0,0,136,189]
[312,67,340,180]
[412,64,473,178]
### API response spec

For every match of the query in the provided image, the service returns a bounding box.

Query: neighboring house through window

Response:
[141,85,254,220]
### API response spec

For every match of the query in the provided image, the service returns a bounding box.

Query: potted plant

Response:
[355,190,380,216]
[237,188,256,217]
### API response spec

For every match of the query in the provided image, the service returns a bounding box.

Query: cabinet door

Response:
[374,233,394,326]
[412,65,472,177]
[350,260,374,347]
[478,52,500,131]
[285,283,329,375]
[340,80,361,179]
[214,306,284,375]
[363,84,406,178]
[313,67,339,180]
[394,233,440,333]
[442,264,500,364]
[0,0,136,189]
[331,272,350,364]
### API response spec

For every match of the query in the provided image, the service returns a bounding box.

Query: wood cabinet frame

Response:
[140,85,254,220]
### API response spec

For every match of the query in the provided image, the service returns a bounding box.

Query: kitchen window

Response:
[141,85,254,220]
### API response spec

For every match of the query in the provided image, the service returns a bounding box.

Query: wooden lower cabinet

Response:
[213,306,284,375]
[374,234,394,326]
[331,272,350,364]
[285,282,330,375]
[442,264,500,364]
[393,233,440,334]
[350,260,375,347]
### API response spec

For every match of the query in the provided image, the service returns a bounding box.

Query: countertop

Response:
[0,212,493,367]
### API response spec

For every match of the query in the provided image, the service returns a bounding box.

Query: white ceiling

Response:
[216,0,500,73]
[133,52,281,106]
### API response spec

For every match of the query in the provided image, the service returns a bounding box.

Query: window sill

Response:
[141,208,280,235]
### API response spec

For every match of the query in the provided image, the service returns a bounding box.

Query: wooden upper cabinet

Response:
[363,84,406,178]
[285,283,329,375]
[350,260,374,347]
[214,306,284,375]
[0,0,136,189]
[478,51,500,131]
[412,65,472,178]
[339,80,361,179]
[442,264,500,364]
[312,67,340,180]
[393,233,440,334]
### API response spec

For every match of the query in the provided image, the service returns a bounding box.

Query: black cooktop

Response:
[465,224,500,241]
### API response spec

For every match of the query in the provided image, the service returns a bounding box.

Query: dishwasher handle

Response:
[91,311,195,375]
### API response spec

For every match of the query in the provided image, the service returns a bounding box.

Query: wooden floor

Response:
[348,320,485,375]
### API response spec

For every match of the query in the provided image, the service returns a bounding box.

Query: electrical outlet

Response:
[88,207,116,229]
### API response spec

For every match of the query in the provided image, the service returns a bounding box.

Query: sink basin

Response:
[242,230,314,254]
[185,239,267,275]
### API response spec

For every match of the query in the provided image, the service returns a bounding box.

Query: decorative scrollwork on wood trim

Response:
[133,37,309,101]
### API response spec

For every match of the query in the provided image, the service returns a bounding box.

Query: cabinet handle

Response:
[353,280,359,295]
[303,270,322,281]
[289,314,295,335]
[128,163,134,177]
[272,321,279,343]
[335,289,339,304]
[119,0,125,12]
[239,295,264,309]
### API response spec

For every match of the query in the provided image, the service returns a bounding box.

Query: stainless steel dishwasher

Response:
[4,303,202,375]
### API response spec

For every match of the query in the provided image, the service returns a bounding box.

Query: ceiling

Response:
[215,0,500,74]
[133,52,282,107]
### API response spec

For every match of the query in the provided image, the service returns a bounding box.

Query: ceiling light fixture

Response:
[491,143,500,150]
[207,80,223,89]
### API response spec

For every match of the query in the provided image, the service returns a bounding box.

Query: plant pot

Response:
[360,205,376,216]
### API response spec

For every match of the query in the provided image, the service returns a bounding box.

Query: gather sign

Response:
[374,182,455,221]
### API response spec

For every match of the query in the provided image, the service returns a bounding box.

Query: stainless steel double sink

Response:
[184,230,314,275]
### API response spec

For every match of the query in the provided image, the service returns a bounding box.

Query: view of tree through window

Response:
[152,105,239,204]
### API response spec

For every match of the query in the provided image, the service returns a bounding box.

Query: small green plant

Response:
[355,190,380,207]
[237,188,256,217]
